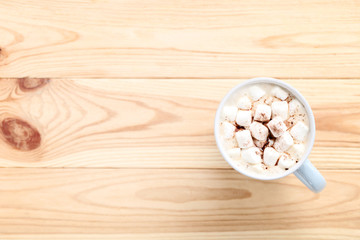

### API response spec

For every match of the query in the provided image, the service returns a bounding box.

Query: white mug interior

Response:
[214,77,316,180]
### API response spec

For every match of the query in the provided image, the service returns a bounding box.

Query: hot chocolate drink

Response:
[219,83,309,177]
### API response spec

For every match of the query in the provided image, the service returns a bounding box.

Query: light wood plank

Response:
[0,1,360,78]
[0,79,359,169]
[0,168,359,235]
[3,229,360,240]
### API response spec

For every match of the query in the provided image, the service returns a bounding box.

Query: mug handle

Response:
[293,159,326,193]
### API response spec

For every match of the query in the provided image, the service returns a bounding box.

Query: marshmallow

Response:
[254,104,272,122]
[222,122,236,139]
[285,116,297,128]
[237,96,252,110]
[249,86,266,101]
[235,130,254,148]
[236,110,252,127]
[278,153,296,169]
[251,164,265,174]
[289,99,302,116]
[224,137,239,150]
[274,132,294,152]
[254,139,266,148]
[227,148,241,160]
[272,87,289,100]
[268,138,275,147]
[242,147,262,164]
[265,96,274,105]
[250,121,269,141]
[263,147,280,166]
[268,117,287,137]
[290,121,309,141]
[287,144,305,160]
[251,101,261,117]
[223,106,238,122]
[271,101,288,120]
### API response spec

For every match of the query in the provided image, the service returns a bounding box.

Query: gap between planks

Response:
[1,77,360,80]
[0,167,359,171]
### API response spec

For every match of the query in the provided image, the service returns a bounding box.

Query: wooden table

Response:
[0,1,359,239]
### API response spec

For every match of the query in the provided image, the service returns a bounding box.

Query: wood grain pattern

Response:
[1,1,360,238]
[3,229,360,240]
[1,0,360,78]
[0,168,359,237]
[0,79,358,169]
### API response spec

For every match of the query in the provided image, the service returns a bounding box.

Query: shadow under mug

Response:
[214,77,326,193]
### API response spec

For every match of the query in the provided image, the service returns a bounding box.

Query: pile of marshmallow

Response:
[222,85,309,171]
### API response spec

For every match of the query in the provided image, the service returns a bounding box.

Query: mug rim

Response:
[214,77,316,180]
